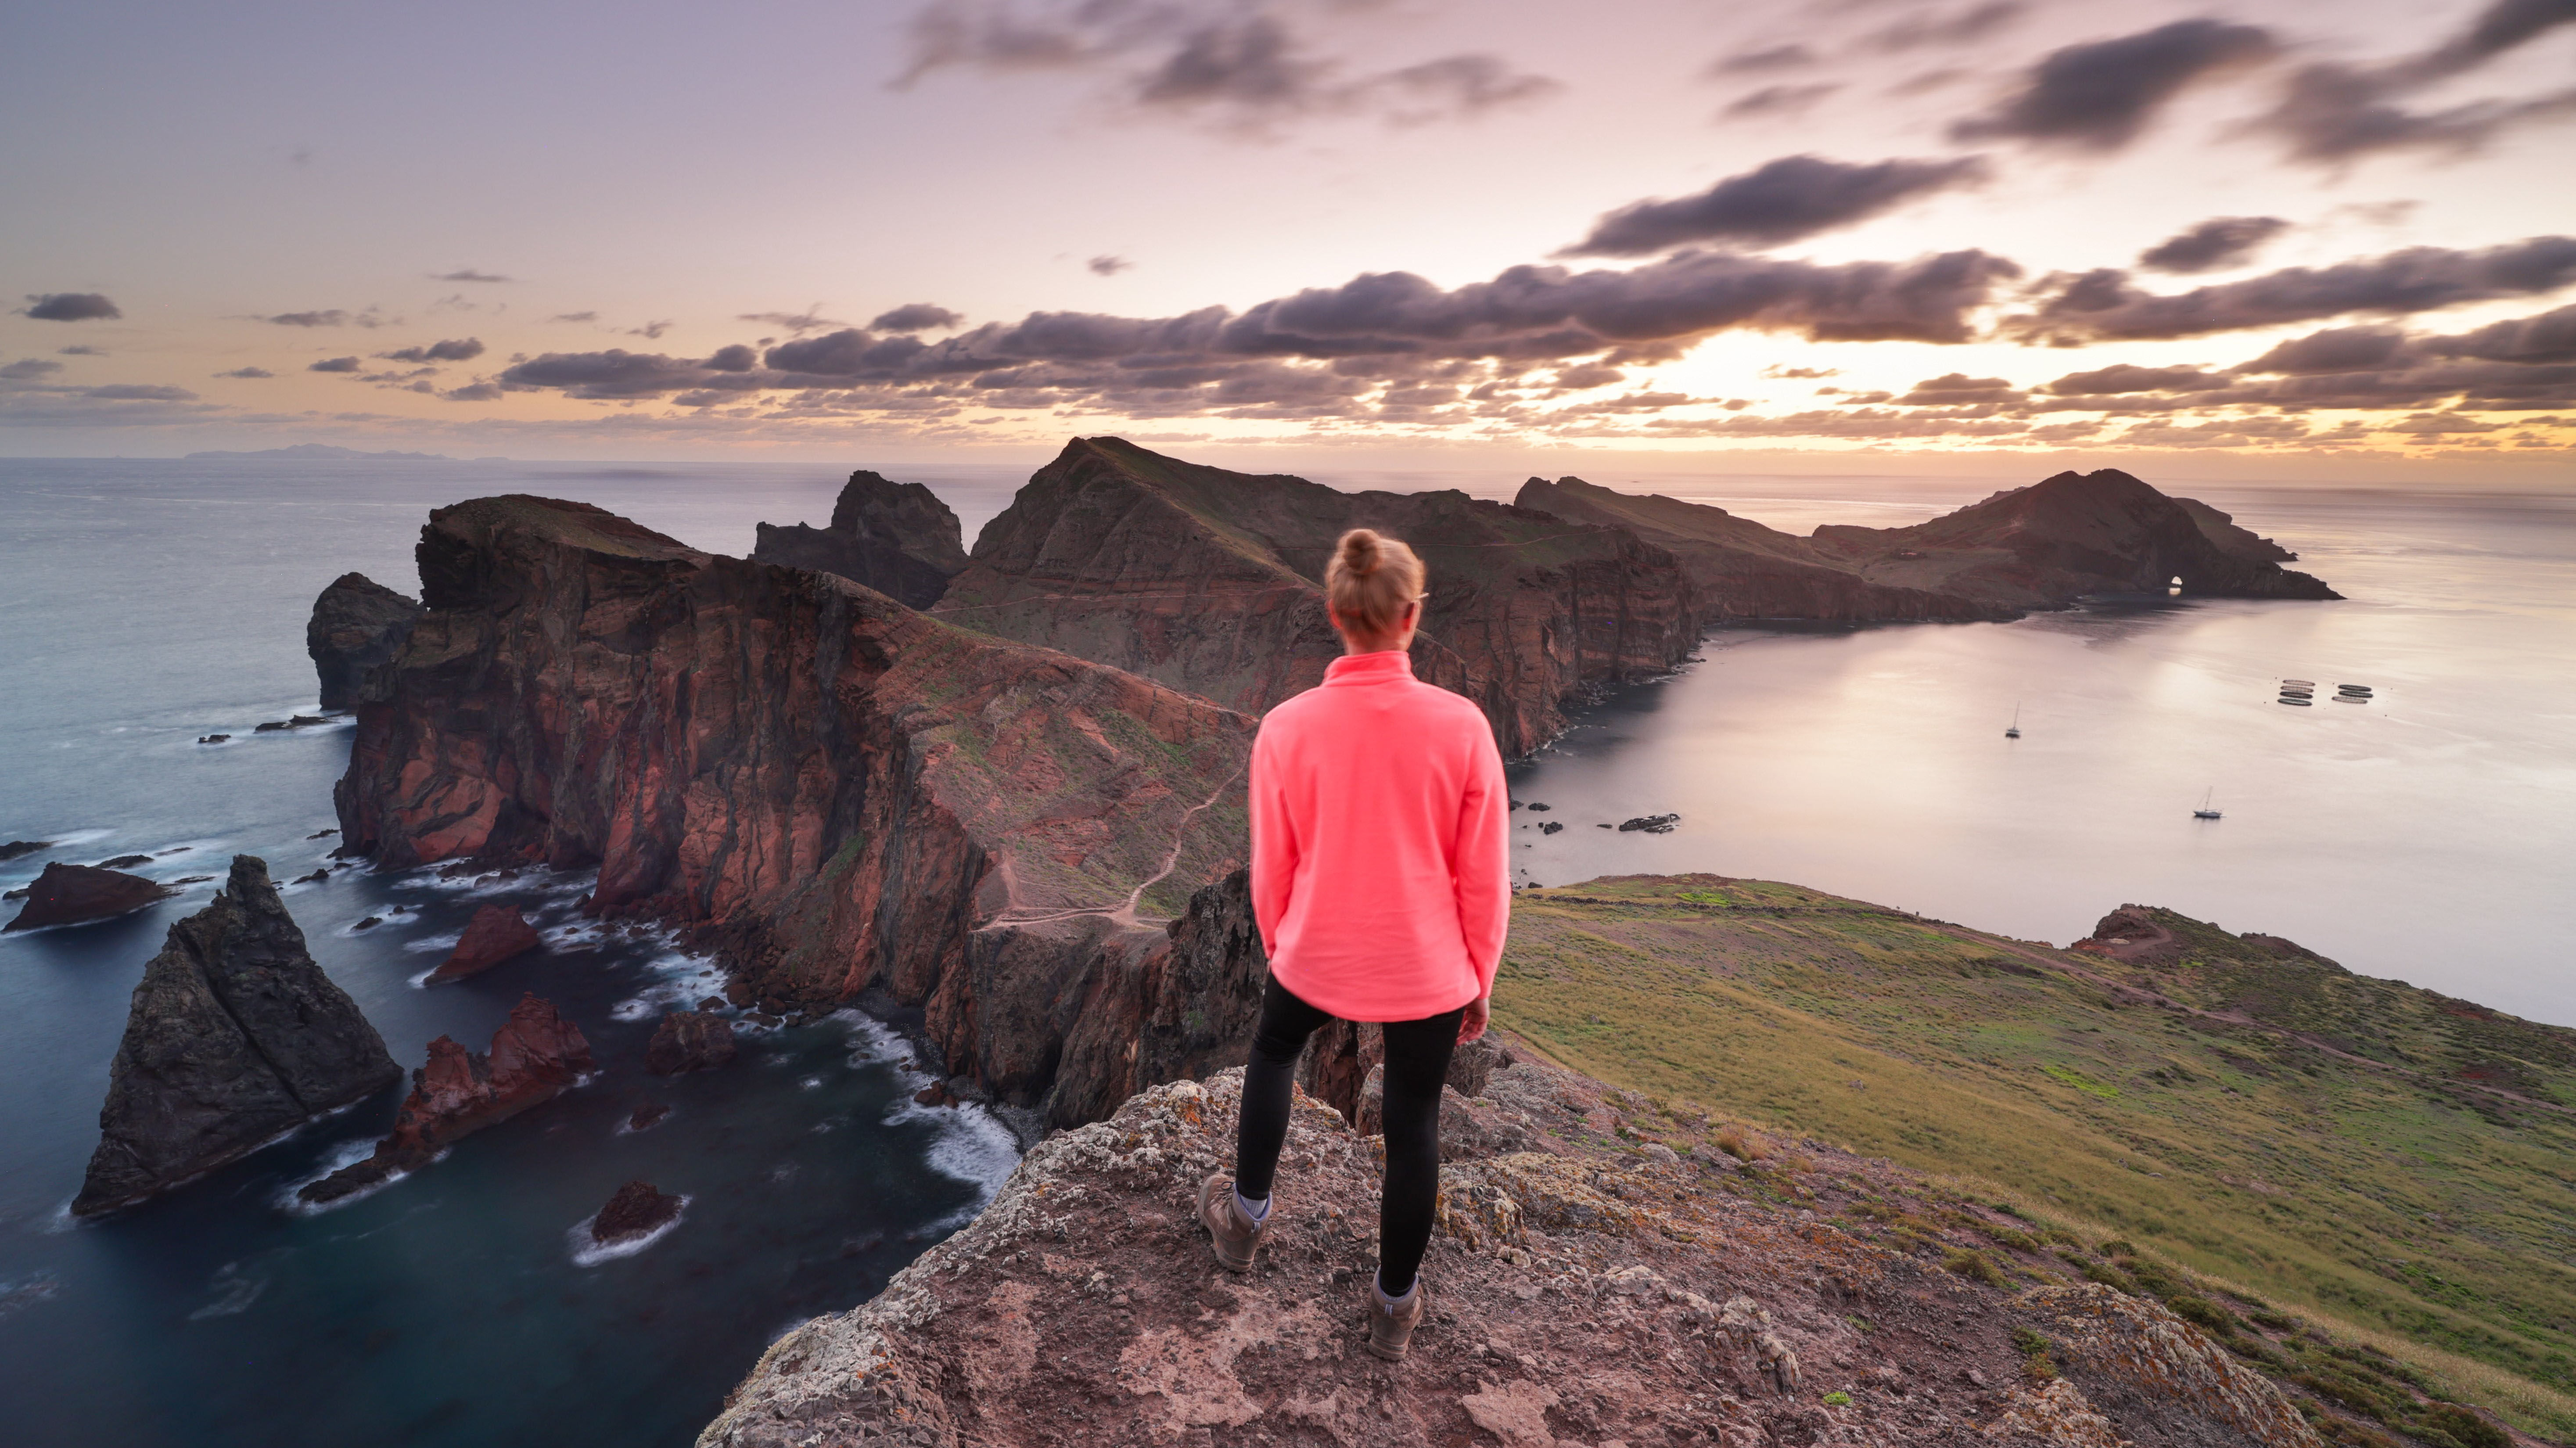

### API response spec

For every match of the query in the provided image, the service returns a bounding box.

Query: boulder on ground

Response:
[428,904,542,983]
[5,862,172,932]
[645,1010,737,1074]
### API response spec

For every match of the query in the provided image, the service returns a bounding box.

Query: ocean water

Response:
[1500,479,2576,1028]
[0,455,2569,1446]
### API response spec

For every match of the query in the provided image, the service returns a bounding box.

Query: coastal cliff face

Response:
[334,494,1258,1123]
[702,1065,2324,1448]
[1515,475,2005,622]
[76,855,399,1216]
[751,470,970,611]
[307,571,424,711]
[1517,470,2338,622]
[934,438,1701,756]
[1809,469,2340,610]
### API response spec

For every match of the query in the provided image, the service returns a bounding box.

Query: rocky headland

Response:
[751,469,971,610]
[307,571,425,711]
[701,1062,2357,1448]
[333,492,1264,1126]
[1516,469,2338,622]
[931,438,1701,757]
[301,992,594,1204]
[75,855,400,1216]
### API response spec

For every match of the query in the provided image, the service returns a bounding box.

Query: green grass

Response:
[1493,874,2576,1439]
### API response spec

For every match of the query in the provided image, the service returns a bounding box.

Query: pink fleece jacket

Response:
[1249,649,1511,1024]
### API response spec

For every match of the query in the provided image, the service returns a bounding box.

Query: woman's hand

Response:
[1458,992,1490,1044]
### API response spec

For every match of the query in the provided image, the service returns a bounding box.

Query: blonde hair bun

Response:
[1325,527,1425,646]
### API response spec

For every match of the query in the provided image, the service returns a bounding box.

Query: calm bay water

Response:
[0,455,2569,1446]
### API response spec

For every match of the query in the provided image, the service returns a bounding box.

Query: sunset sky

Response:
[4,0,2572,474]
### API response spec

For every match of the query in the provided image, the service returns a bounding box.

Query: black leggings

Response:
[1235,975,1462,1298]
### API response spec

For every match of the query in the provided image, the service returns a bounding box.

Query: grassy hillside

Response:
[1492,874,2576,1441]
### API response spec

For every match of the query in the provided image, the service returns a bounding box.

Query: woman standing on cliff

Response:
[1199,528,1511,1361]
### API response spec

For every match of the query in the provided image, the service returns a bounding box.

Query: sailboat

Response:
[2004,704,2021,740]
[2192,788,2222,820]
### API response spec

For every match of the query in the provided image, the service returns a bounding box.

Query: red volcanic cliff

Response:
[1519,469,2338,621]
[426,903,540,983]
[933,438,1702,756]
[334,493,1260,1124]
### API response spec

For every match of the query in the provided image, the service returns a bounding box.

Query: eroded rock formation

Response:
[334,493,1260,1124]
[5,862,172,932]
[591,1179,684,1244]
[934,438,1701,755]
[700,1063,2323,1448]
[1516,468,2338,622]
[646,1010,737,1074]
[307,571,424,711]
[751,470,970,610]
[300,993,593,1204]
[75,855,399,1216]
[427,904,541,983]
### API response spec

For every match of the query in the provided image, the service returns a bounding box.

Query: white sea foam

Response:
[567,1196,689,1267]
[607,946,726,1021]
[0,1272,62,1323]
[402,931,462,953]
[274,1140,441,1217]
[187,1261,269,1319]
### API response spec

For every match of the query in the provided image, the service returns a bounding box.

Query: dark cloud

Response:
[444,381,504,402]
[624,320,674,339]
[2236,326,2411,376]
[58,345,105,356]
[2138,216,2290,274]
[214,366,276,379]
[1088,255,1133,276]
[738,306,848,337]
[704,344,760,371]
[1562,155,1990,256]
[309,356,363,373]
[83,384,197,402]
[258,308,389,328]
[898,1,1556,131]
[2007,236,2576,342]
[0,359,65,380]
[432,269,512,283]
[1762,365,1839,378]
[2043,363,2231,394]
[2254,0,2576,162]
[1949,20,2275,150]
[872,303,964,331]
[1865,2,2025,52]
[499,245,2023,420]
[1710,45,1814,75]
[1722,84,1841,119]
[378,338,485,363]
[550,311,600,323]
[1894,372,2022,406]
[23,292,123,322]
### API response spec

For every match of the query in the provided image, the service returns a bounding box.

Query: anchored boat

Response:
[2193,788,2223,820]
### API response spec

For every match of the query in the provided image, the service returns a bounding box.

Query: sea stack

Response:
[644,1010,736,1074]
[300,993,595,1204]
[750,469,970,609]
[5,862,174,932]
[306,571,424,711]
[427,904,542,983]
[75,855,399,1216]
[589,1179,684,1245]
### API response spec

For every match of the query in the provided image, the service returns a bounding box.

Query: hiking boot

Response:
[1367,1274,1427,1361]
[1197,1174,1268,1272]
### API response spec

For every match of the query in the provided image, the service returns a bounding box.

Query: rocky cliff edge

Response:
[702,1059,2328,1448]
[336,494,1262,1126]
